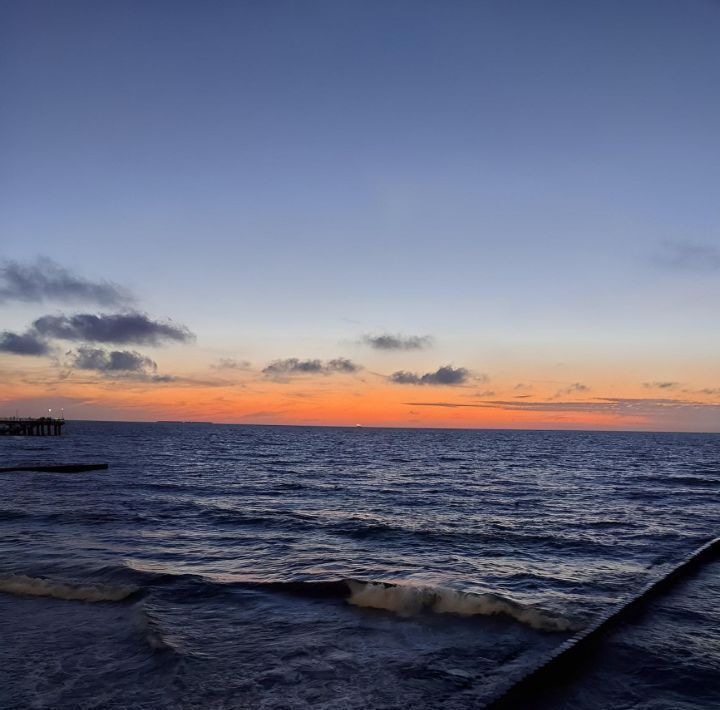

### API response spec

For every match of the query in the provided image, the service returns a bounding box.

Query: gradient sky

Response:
[2,0,720,430]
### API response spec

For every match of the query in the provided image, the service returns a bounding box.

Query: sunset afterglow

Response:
[2,1,719,432]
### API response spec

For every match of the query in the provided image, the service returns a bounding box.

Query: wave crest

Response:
[0,573,139,603]
[345,580,578,632]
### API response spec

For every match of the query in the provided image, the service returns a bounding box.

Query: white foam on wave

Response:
[0,573,138,603]
[346,580,578,632]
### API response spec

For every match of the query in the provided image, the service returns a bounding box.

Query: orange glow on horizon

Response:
[4,369,716,432]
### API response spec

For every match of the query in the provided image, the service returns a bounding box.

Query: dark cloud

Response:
[653,242,720,272]
[643,381,678,390]
[148,374,177,383]
[0,257,132,306]
[263,357,361,378]
[71,347,157,374]
[32,312,194,346]
[0,330,51,356]
[362,333,433,351]
[264,358,324,375]
[211,358,251,370]
[68,346,179,383]
[389,365,470,386]
[327,358,359,373]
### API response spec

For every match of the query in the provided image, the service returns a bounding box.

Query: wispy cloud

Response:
[211,358,251,370]
[0,330,51,356]
[406,397,719,419]
[361,333,433,351]
[643,381,679,390]
[0,257,133,306]
[263,357,361,379]
[32,312,194,346]
[404,401,482,408]
[555,382,590,397]
[653,241,720,273]
[389,365,473,386]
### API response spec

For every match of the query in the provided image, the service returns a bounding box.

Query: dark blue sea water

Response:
[1,422,718,709]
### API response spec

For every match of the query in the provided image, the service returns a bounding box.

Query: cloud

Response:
[0,257,132,305]
[555,382,590,397]
[263,357,361,378]
[67,346,177,382]
[327,357,359,373]
[653,242,720,272]
[404,401,482,408]
[32,312,194,345]
[0,330,51,356]
[71,347,157,374]
[362,333,433,351]
[212,358,251,370]
[405,396,720,418]
[643,381,678,390]
[389,365,471,386]
[264,358,323,375]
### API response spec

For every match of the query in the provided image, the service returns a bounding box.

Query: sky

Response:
[1,0,720,431]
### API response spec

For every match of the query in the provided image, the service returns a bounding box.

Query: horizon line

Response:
[52,419,720,436]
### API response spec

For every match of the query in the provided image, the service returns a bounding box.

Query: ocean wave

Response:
[0,565,578,633]
[328,518,617,555]
[633,473,719,487]
[243,577,578,633]
[132,606,182,653]
[345,580,579,632]
[0,573,139,603]
[198,505,317,529]
[664,475,719,486]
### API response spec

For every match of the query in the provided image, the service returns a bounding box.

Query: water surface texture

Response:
[1,423,718,708]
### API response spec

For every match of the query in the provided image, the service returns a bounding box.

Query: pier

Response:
[0,417,65,436]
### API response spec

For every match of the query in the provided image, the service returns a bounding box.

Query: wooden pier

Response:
[0,417,65,436]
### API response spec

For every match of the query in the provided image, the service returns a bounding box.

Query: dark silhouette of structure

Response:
[0,417,65,436]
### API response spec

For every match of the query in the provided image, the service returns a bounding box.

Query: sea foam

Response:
[346,580,578,632]
[0,573,138,603]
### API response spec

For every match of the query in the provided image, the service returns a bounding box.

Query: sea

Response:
[0,422,718,709]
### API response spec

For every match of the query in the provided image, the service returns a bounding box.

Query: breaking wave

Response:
[0,574,139,603]
[345,580,578,632]
[245,577,578,633]
[0,567,577,632]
